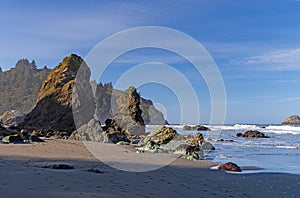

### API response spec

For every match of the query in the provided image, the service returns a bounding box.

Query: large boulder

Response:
[19,54,95,134]
[218,162,242,172]
[282,115,300,126]
[138,125,183,147]
[69,119,103,141]
[174,144,204,160]
[237,130,269,138]
[0,110,25,129]
[2,134,23,143]
[113,86,145,135]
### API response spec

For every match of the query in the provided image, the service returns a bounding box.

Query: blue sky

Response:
[1,0,300,124]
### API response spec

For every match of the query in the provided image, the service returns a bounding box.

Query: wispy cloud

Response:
[232,48,300,71]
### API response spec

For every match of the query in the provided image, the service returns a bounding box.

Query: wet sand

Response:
[0,140,299,197]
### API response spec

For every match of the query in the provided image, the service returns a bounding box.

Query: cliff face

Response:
[20,54,95,133]
[282,115,300,125]
[0,59,50,114]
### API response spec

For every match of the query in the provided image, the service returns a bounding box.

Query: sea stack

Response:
[282,115,300,126]
[19,54,95,133]
[113,86,145,135]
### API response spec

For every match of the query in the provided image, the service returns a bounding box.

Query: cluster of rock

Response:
[137,125,215,160]
[282,115,300,126]
[0,54,148,144]
[236,130,270,138]
[0,128,44,144]
[69,118,130,144]
[183,125,211,131]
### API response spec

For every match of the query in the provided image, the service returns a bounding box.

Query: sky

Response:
[0,0,300,124]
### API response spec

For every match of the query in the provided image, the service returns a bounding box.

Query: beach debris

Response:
[183,125,211,131]
[236,130,270,138]
[218,162,242,172]
[41,164,74,170]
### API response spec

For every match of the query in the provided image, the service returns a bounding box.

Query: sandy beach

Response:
[0,140,299,198]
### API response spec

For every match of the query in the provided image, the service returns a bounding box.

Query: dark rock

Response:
[182,125,211,131]
[0,110,25,128]
[2,134,23,143]
[42,164,74,170]
[217,139,234,142]
[87,168,103,174]
[218,162,242,172]
[237,130,270,138]
[194,125,211,131]
[29,135,45,142]
[20,130,30,140]
[19,54,95,134]
[183,125,192,131]
[282,115,300,126]
[201,142,215,151]
[46,131,69,139]
[113,86,145,135]
[236,133,243,137]
[102,119,122,132]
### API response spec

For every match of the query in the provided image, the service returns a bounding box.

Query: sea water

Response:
[146,124,300,174]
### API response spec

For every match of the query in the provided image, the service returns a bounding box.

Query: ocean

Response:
[146,124,300,174]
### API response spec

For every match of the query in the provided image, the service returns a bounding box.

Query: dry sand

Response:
[0,139,299,197]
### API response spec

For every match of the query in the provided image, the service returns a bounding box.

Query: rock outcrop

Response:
[113,86,145,135]
[236,130,270,138]
[19,54,95,134]
[282,115,300,125]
